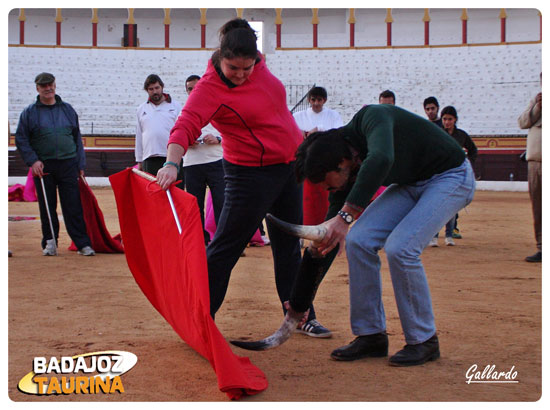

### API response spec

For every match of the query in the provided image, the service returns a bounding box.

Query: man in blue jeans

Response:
[294,104,475,366]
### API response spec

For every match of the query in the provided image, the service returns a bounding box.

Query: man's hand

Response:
[536,92,542,109]
[316,215,351,256]
[31,160,44,177]
[156,164,178,190]
[202,134,220,145]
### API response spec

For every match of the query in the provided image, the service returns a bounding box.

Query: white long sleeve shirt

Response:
[135,96,182,162]
[293,107,344,133]
[182,123,223,167]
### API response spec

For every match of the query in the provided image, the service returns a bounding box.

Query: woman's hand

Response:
[156,164,178,190]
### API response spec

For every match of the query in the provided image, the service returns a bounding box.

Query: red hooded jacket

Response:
[169,54,302,167]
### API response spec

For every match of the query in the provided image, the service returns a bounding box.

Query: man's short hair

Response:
[440,105,458,120]
[144,74,164,90]
[295,129,352,184]
[307,86,328,101]
[379,90,395,102]
[185,75,201,84]
[423,96,439,108]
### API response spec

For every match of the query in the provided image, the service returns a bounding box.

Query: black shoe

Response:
[330,332,388,361]
[525,251,542,263]
[389,334,440,367]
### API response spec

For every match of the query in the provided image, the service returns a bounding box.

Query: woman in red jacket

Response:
[156,18,330,337]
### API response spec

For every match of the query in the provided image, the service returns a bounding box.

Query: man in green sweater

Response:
[294,104,475,366]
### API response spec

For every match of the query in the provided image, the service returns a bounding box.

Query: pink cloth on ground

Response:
[205,191,264,246]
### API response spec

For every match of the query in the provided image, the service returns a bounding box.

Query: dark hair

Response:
[308,86,328,100]
[295,129,352,184]
[440,105,458,120]
[218,18,258,60]
[185,74,201,84]
[379,90,395,102]
[144,74,164,90]
[423,96,439,108]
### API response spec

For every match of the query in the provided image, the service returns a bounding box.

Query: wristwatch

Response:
[337,210,354,224]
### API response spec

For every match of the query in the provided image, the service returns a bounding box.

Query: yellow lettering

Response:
[61,376,75,394]
[110,376,124,394]
[46,377,61,395]
[76,376,89,394]
[34,376,47,394]
[96,376,110,394]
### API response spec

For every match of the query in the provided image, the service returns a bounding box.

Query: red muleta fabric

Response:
[8,168,38,202]
[69,177,124,253]
[109,168,267,400]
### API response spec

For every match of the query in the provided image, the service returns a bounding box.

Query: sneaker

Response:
[428,238,439,247]
[389,334,440,367]
[77,246,95,256]
[452,229,462,239]
[331,333,388,361]
[261,235,270,246]
[296,319,332,338]
[525,251,542,263]
[42,239,57,256]
[445,237,455,246]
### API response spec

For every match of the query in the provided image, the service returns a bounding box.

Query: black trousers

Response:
[183,159,225,244]
[207,160,316,321]
[34,158,91,249]
[143,156,185,190]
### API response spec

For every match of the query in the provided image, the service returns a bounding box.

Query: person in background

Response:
[379,90,396,105]
[428,105,477,247]
[183,74,225,246]
[518,77,542,263]
[423,96,443,128]
[15,72,95,256]
[135,74,184,188]
[293,86,343,228]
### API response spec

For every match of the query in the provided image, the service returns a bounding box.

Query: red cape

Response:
[69,177,124,253]
[109,168,267,400]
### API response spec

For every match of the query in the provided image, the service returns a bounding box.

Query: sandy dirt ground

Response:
[7,188,542,403]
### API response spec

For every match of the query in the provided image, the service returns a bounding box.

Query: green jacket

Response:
[15,95,86,169]
[328,104,465,214]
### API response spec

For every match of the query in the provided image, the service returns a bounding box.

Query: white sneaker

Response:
[261,235,270,246]
[445,237,455,246]
[42,239,57,256]
[428,238,439,247]
[78,246,96,256]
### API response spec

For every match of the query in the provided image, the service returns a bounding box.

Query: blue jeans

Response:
[345,160,475,344]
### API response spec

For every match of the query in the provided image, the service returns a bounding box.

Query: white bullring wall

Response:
[7,8,542,189]
[8,43,541,136]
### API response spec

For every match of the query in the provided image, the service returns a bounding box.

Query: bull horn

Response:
[266,213,327,241]
[230,313,300,351]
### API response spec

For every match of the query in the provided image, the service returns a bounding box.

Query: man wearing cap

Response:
[15,72,95,256]
[135,74,184,187]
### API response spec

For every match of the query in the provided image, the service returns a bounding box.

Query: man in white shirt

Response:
[293,86,343,228]
[293,87,343,138]
[379,89,396,105]
[183,75,225,245]
[135,74,184,187]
